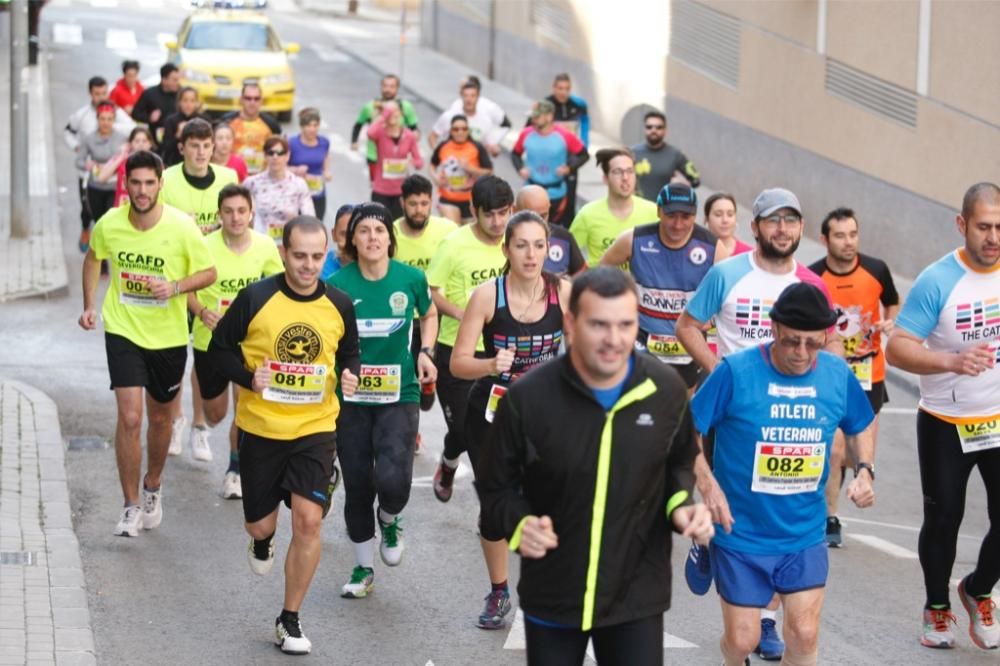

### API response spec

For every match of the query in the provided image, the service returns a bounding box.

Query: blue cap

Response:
[656,182,697,214]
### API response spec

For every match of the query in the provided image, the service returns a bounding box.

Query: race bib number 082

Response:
[750,442,826,495]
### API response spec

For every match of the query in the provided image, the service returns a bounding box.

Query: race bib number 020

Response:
[345,364,401,404]
[957,420,1000,454]
[751,442,826,495]
[262,360,327,404]
[119,272,166,307]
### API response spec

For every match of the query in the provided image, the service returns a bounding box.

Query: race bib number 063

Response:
[345,364,401,404]
[262,360,327,404]
[751,442,826,495]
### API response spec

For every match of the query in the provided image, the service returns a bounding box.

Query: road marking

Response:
[105,28,137,51]
[845,517,981,542]
[848,534,918,559]
[503,609,698,651]
[311,44,351,64]
[90,0,119,7]
[321,20,374,40]
[880,406,918,415]
[52,23,83,46]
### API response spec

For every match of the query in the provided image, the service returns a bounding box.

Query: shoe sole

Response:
[223,492,242,500]
[755,651,783,661]
[274,640,310,655]
[380,551,403,567]
[341,586,373,599]
[958,579,1000,650]
[433,485,453,502]
[141,515,161,530]
[919,637,954,649]
[477,619,507,630]
[192,451,213,462]
[115,529,138,537]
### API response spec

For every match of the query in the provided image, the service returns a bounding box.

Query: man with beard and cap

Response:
[675,187,838,661]
[690,282,875,666]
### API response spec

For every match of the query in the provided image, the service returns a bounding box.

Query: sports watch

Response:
[854,462,875,481]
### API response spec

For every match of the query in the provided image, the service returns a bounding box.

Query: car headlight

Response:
[261,71,292,86]
[182,68,211,83]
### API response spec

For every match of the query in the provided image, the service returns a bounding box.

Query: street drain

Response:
[0,551,36,565]
[67,436,109,451]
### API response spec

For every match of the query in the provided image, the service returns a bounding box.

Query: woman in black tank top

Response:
[449,210,572,629]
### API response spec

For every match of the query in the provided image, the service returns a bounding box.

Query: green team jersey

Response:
[425,224,506,349]
[355,99,419,162]
[192,229,284,351]
[328,260,431,405]
[570,195,658,266]
[160,163,239,234]
[91,203,214,349]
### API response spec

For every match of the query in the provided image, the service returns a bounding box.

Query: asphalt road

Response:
[0,0,994,663]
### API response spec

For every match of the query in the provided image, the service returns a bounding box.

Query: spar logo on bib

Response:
[275,324,322,364]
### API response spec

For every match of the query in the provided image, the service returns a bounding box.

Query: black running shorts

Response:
[193,349,229,401]
[104,332,186,404]
[866,381,888,414]
[238,429,337,523]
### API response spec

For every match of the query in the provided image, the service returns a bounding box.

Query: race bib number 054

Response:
[262,360,327,404]
[751,442,826,495]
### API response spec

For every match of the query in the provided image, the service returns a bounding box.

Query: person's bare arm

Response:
[886,328,994,376]
[599,229,633,268]
[430,286,464,321]
[676,311,718,372]
[450,284,502,380]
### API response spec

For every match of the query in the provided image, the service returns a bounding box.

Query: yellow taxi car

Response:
[166,10,299,121]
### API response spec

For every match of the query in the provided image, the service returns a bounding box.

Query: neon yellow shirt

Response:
[91,203,214,349]
[570,196,658,266]
[192,230,284,351]
[393,216,458,272]
[425,224,506,348]
[160,164,239,234]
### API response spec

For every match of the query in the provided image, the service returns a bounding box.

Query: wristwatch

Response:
[854,462,875,481]
[420,346,435,360]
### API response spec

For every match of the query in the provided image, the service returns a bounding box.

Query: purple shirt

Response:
[289,134,330,199]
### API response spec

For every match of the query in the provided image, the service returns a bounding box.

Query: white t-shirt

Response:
[432,96,508,147]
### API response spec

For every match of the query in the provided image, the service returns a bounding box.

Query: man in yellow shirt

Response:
[570,147,658,266]
[78,150,216,538]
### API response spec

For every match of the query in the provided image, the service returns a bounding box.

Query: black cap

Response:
[656,182,697,215]
[769,282,837,331]
[347,202,394,242]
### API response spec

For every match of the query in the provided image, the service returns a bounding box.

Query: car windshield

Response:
[184,22,278,51]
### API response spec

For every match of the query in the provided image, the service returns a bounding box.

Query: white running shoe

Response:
[248,537,275,576]
[958,577,1000,649]
[378,516,404,567]
[274,615,311,655]
[141,486,162,530]
[114,505,142,537]
[921,608,957,648]
[190,426,213,462]
[167,416,187,456]
[221,471,242,499]
[341,566,375,598]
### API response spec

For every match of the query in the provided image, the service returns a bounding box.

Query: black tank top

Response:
[482,274,563,384]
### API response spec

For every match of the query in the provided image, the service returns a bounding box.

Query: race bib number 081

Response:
[262,360,327,404]
[751,442,826,495]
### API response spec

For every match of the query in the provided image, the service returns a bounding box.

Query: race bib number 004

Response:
[750,442,826,495]
[119,271,166,307]
[345,364,401,404]
[262,360,327,404]
[957,420,1000,454]
[849,357,873,391]
[646,334,691,365]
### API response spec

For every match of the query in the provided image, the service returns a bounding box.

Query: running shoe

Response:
[414,433,423,456]
[958,576,999,649]
[321,465,341,519]
[221,471,242,499]
[274,615,311,655]
[141,486,162,530]
[190,426,213,462]
[341,566,374,599]
[167,416,187,456]
[114,505,142,537]
[684,542,712,596]
[477,588,512,630]
[755,618,784,660]
[248,537,275,576]
[920,608,957,648]
[826,516,843,548]
[433,460,457,502]
[78,228,90,254]
[379,516,404,567]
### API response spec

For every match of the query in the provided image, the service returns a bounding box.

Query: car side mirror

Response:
[284,42,300,54]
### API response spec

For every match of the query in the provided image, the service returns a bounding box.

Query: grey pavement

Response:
[0,16,69,303]
[0,378,95,666]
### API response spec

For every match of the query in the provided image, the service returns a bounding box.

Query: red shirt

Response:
[109,78,144,113]
[225,154,248,183]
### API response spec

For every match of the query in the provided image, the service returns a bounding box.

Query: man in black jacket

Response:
[479,267,713,665]
[131,63,180,145]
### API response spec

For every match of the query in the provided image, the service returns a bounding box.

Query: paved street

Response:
[0,0,996,664]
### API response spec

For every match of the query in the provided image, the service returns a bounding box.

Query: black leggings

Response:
[337,402,418,542]
[525,613,663,666]
[917,410,1000,606]
[371,191,403,220]
[435,344,475,461]
[86,186,116,226]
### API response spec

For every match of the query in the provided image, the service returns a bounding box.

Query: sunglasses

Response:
[777,336,825,351]
[243,95,262,101]
[265,149,287,157]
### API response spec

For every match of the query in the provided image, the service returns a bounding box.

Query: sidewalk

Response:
[0,378,95,666]
[0,42,69,303]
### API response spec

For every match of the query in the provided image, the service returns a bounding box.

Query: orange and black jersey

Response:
[209,274,361,440]
[809,253,899,382]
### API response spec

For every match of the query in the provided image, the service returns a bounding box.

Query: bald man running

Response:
[515,185,586,278]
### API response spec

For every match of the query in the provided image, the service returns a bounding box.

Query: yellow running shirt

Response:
[570,196,658,266]
[425,224,506,348]
[192,229,284,351]
[160,164,239,234]
[91,203,214,349]
[393,216,457,272]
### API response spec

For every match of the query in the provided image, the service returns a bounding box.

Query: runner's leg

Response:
[113,386,145,505]
[285,493,324,611]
